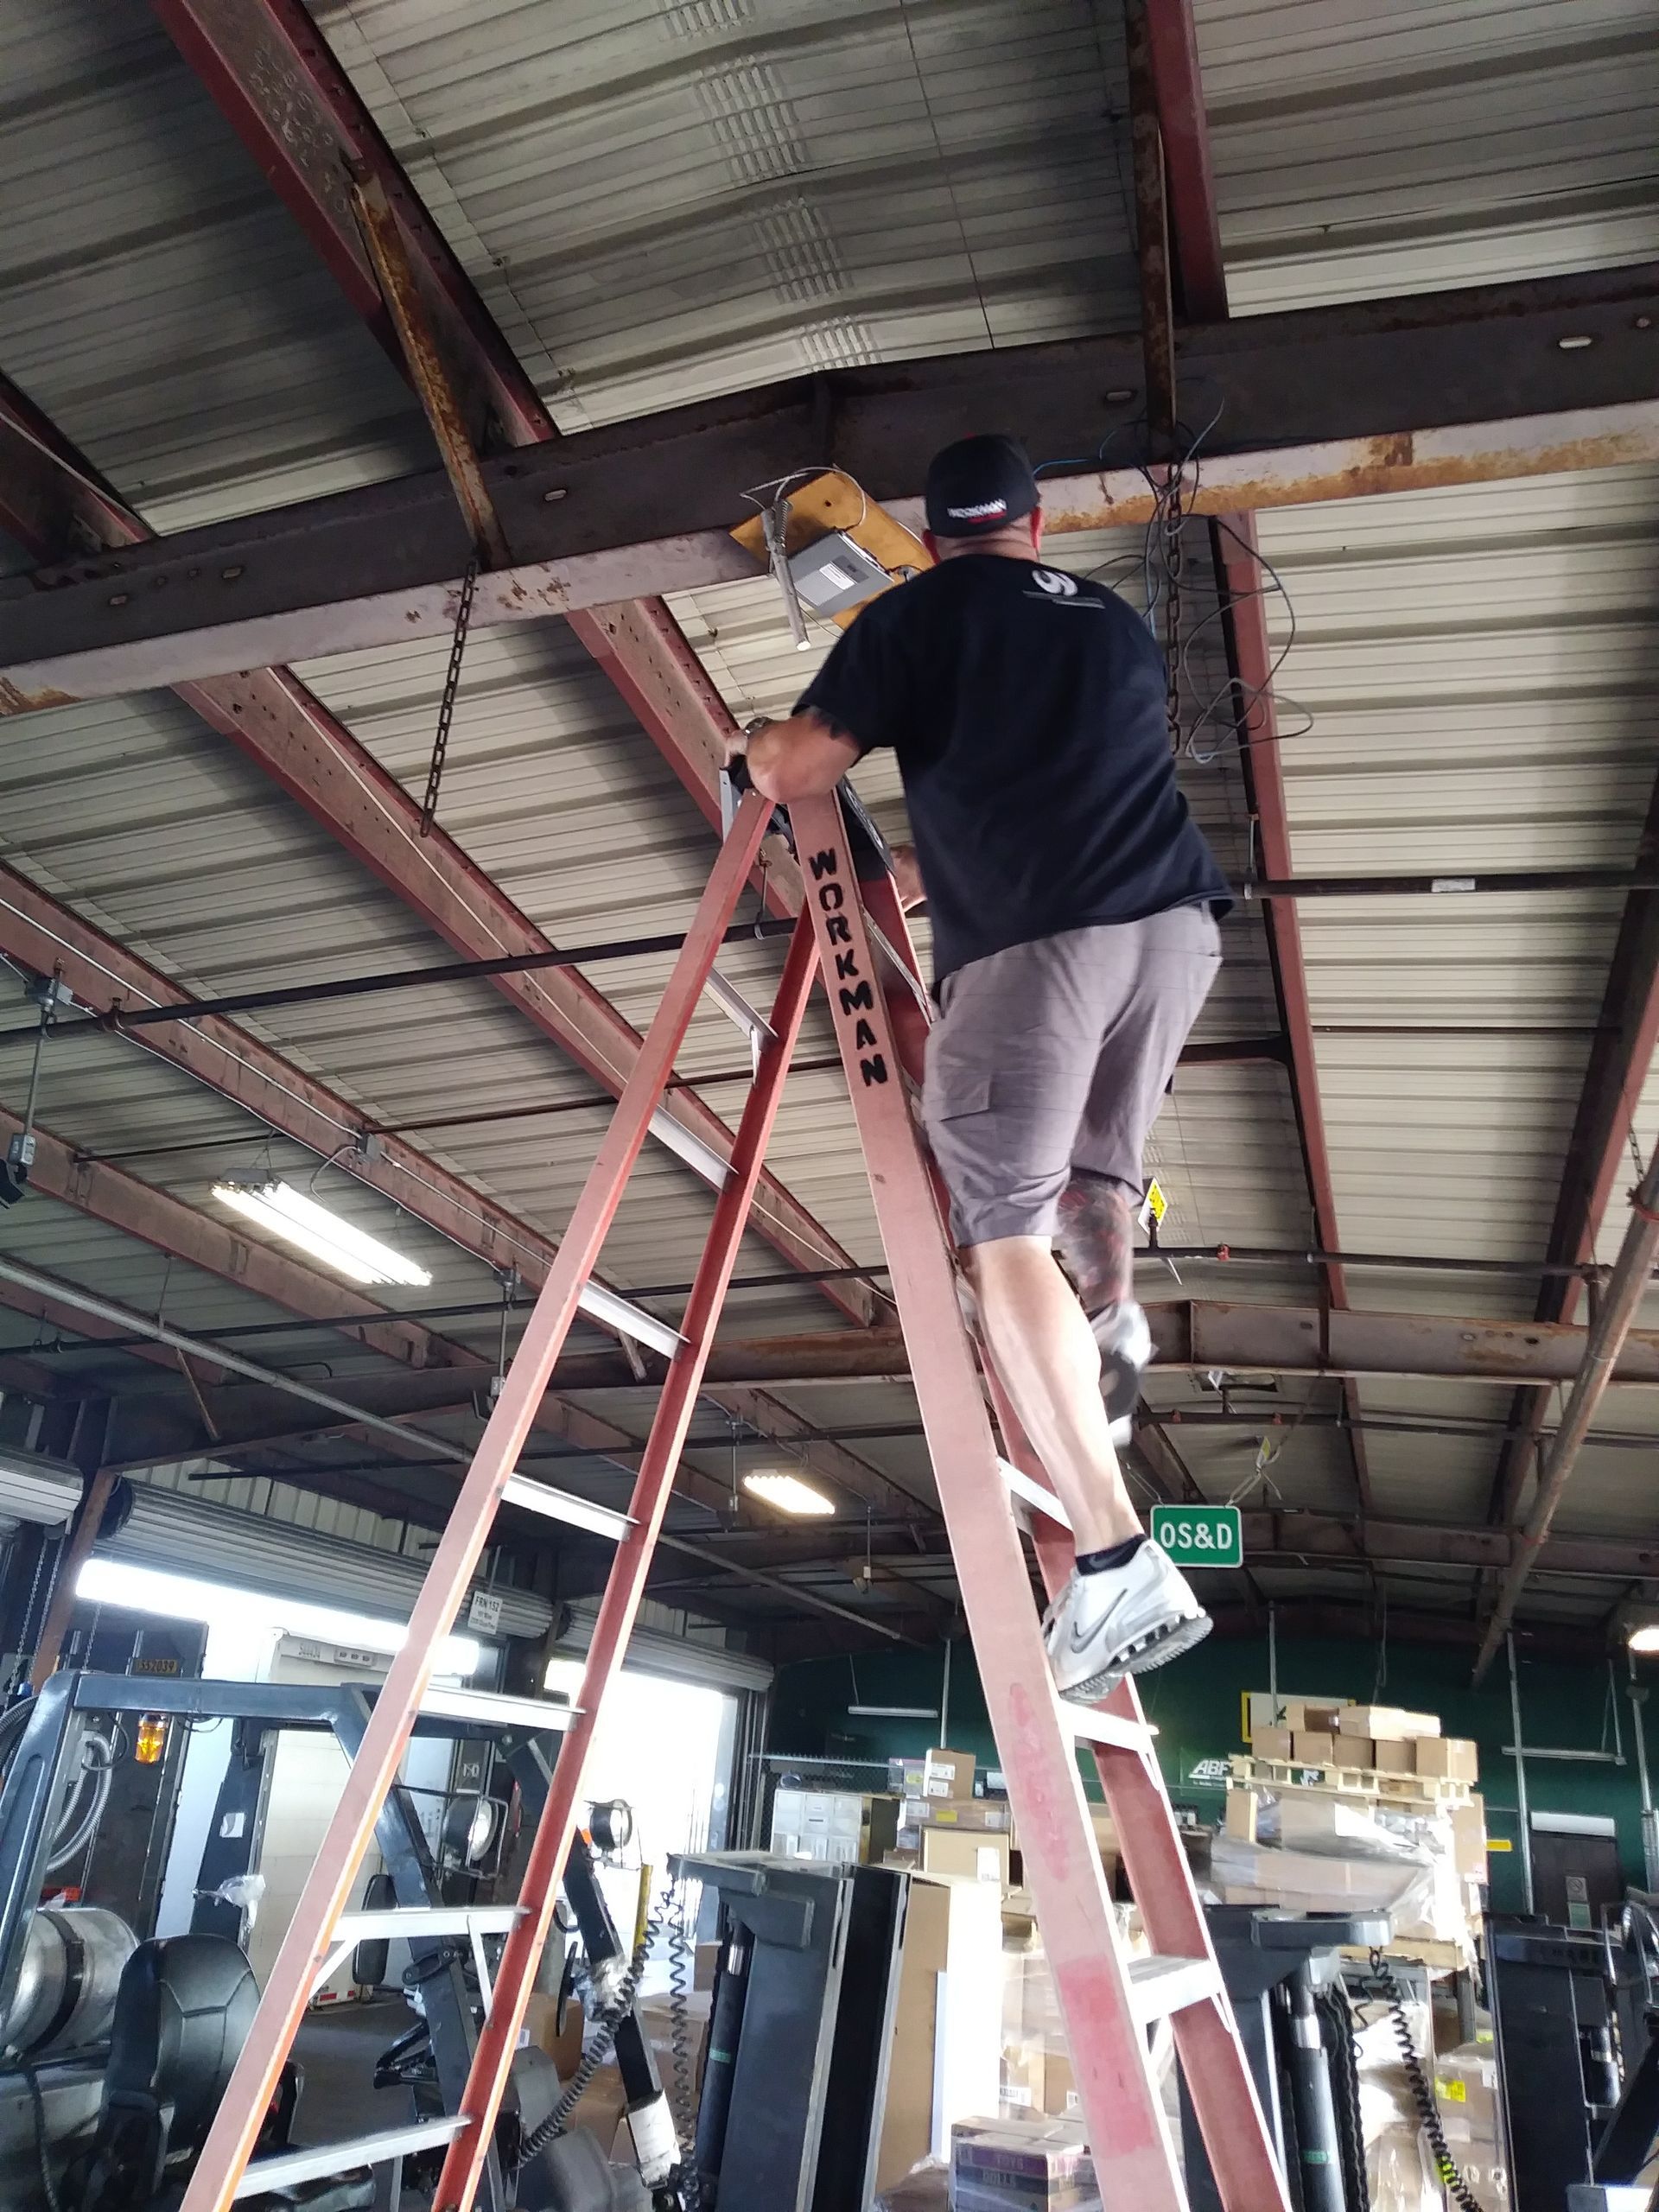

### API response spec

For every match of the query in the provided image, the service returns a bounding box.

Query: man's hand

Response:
[890,842,925,911]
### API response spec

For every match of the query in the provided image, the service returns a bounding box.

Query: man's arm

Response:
[731,710,862,803]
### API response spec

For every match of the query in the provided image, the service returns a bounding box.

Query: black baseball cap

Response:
[924,433,1039,538]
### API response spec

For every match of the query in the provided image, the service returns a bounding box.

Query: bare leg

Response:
[963,1235,1142,1553]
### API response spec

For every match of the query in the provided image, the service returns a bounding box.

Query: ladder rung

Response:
[501,1473,632,1540]
[330,1904,523,1942]
[1127,1955,1224,2024]
[234,2117,467,2195]
[418,1687,576,1732]
[1062,1703,1156,1754]
[998,1456,1071,1527]
[703,966,777,1048]
[578,1281,684,1358]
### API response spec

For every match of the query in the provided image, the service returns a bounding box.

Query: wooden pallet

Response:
[1228,1754,1472,1807]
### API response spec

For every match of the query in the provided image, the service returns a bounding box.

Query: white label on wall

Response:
[469,1590,504,1634]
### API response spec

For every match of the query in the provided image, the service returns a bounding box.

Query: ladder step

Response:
[1061,1703,1156,1754]
[501,1472,632,1540]
[998,1456,1071,1527]
[577,1281,684,1359]
[330,1904,523,1943]
[234,2117,467,2196]
[1127,1955,1224,2024]
[418,1686,576,1732]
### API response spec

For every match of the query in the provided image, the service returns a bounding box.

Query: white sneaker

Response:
[1043,1541,1211,1703]
[1091,1300,1152,1446]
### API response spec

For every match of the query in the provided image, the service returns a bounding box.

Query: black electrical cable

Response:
[1315,1982,1370,2212]
[23,2063,62,2212]
[518,1908,661,2168]
[1368,1948,1486,2212]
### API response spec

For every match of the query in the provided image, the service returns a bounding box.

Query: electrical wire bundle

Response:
[1367,1947,1487,2212]
[516,1902,663,2167]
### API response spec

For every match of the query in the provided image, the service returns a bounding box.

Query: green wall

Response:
[769,1634,1659,1911]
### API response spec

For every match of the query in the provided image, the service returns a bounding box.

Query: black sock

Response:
[1076,1533,1147,1575]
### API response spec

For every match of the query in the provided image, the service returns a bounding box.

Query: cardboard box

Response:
[1452,1796,1490,1880]
[1341,1737,1376,1769]
[638,1989,712,2098]
[1250,1726,1294,1761]
[1372,1737,1415,1773]
[951,2114,1095,2202]
[1293,1730,1337,1764]
[1041,2049,1078,2120]
[523,1991,583,2075]
[921,1827,1012,1885]
[1000,2038,1046,2114]
[1338,1705,1440,1743]
[924,1797,1015,1835]
[1414,1736,1478,1783]
[1248,1692,1348,1736]
[1276,1795,1386,1853]
[876,1873,1003,2192]
[925,1746,976,1800]
[888,1756,927,1796]
[1224,1789,1260,1842]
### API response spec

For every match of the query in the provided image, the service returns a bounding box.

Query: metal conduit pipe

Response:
[0,1258,911,1645]
[1472,1151,1659,1683]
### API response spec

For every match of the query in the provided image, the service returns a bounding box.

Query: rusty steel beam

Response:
[4,266,1658,704]
[149,0,796,919]
[626,1507,1659,1586]
[444,1303,1659,1391]
[1135,1,1370,1519]
[1472,1156,1659,1680]
[0,863,927,1513]
[1139,0,1228,320]
[0,380,877,1333]
[1489,763,1659,1527]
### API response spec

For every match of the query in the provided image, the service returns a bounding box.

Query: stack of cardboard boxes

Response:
[1218,1695,1489,1962]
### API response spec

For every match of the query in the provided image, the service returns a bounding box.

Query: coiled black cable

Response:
[24,2063,61,2212]
[665,1913,702,2212]
[1314,1982,1370,2212]
[517,1908,661,2169]
[1368,1948,1485,2212]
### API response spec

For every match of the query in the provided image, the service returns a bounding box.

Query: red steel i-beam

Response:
[176,791,774,2212]
[433,910,819,2209]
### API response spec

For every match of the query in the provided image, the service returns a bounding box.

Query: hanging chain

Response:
[419,551,480,838]
[1162,457,1186,752]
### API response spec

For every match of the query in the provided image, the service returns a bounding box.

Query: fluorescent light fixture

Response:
[849,1705,939,1719]
[743,1470,836,1518]
[1630,1624,1659,1653]
[213,1181,431,1287]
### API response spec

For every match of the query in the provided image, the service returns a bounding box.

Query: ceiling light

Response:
[1630,1625,1659,1653]
[212,1181,431,1287]
[743,1470,835,1518]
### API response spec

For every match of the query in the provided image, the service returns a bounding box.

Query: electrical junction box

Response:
[787,529,892,616]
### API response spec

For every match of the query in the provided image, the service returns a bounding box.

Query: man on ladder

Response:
[734,432,1232,1703]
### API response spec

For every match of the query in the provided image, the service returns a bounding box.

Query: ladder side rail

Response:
[430,911,821,2212]
[788,793,1188,2211]
[982,1278,1293,2212]
[179,791,776,2212]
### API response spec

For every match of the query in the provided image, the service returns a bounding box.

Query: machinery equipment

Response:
[0,1669,690,2211]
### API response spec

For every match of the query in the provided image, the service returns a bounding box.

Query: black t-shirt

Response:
[795,555,1233,986]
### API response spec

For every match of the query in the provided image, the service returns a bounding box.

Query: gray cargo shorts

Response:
[922,908,1221,1247]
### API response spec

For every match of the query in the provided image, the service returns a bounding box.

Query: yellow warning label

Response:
[1487,1838,1512,1852]
[1145,1177,1168,1226]
[1435,2079,1467,2103]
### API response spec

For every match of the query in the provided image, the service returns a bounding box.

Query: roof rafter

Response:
[0,372,877,1334]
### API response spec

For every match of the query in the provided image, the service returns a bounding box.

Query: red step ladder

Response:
[177,786,1291,2212]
